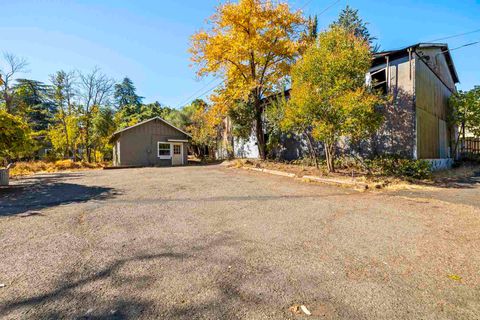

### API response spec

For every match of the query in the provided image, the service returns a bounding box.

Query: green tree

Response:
[307,15,318,41]
[186,99,217,158]
[50,70,77,158]
[448,86,480,155]
[13,79,56,131]
[114,77,143,109]
[227,100,255,140]
[284,27,384,172]
[92,106,116,161]
[264,93,289,160]
[48,115,81,160]
[330,5,379,52]
[114,77,143,120]
[0,109,32,163]
[114,101,174,129]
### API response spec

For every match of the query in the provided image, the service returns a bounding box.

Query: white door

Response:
[115,140,121,165]
[171,143,183,166]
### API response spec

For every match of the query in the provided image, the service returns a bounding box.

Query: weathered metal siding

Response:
[415,51,454,159]
[373,56,417,158]
[116,119,189,166]
[415,47,456,91]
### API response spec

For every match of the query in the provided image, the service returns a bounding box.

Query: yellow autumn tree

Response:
[190,0,306,159]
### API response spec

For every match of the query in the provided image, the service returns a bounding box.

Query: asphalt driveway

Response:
[0,165,479,319]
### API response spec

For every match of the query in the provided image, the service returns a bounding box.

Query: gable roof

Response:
[110,117,191,140]
[372,43,459,83]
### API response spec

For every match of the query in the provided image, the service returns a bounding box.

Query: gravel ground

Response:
[0,165,479,319]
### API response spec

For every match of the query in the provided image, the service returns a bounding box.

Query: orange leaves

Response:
[190,0,307,106]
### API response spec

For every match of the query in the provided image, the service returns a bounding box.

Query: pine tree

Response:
[113,77,143,111]
[12,79,56,131]
[331,5,379,52]
[307,15,318,40]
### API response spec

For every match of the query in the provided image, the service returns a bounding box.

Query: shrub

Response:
[462,153,480,163]
[370,157,432,179]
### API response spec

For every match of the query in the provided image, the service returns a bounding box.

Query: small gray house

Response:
[110,117,191,167]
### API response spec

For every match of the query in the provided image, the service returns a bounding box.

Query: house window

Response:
[370,68,388,94]
[173,145,181,155]
[158,143,171,159]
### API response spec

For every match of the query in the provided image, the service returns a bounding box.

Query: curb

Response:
[302,175,368,190]
[242,167,296,178]
[242,166,368,190]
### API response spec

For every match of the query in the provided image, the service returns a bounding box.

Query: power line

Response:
[317,0,341,15]
[450,40,480,51]
[177,79,226,108]
[175,76,222,108]
[427,28,480,43]
[436,40,480,57]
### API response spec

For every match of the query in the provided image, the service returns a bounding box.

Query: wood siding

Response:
[372,56,417,158]
[115,119,189,166]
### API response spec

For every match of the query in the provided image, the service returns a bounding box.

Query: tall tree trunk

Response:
[254,101,266,160]
[304,131,319,169]
[324,142,335,173]
[61,117,70,159]
[85,118,91,163]
[228,134,234,159]
[4,92,12,113]
[452,129,461,160]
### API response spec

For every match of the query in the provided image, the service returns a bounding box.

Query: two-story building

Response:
[217,43,460,170]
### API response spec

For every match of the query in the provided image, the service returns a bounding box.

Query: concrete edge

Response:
[302,175,368,189]
[242,166,367,190]
[242,167,296,178]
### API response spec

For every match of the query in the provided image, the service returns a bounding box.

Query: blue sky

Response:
[1,0,479,107]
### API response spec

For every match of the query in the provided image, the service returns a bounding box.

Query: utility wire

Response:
[317,0,341,15]
[436,40,480,57]
[176,76,222,108]
[177,79,226,108]
[427,28,480,43]
[450,41,480,51]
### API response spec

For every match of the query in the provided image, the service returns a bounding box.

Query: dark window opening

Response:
[371,68,387,94]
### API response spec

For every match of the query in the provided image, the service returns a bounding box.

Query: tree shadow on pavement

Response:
[0,233,323,319]
[0,173,119,216]
[431,170,480,189]
[0,252,186,319]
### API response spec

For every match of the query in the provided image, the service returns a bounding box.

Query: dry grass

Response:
[229,159,480,191]
[8,160,104,177]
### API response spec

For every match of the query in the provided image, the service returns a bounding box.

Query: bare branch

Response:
[1,52,29,79]
[78,67,114,111]
[0,52,29,112]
